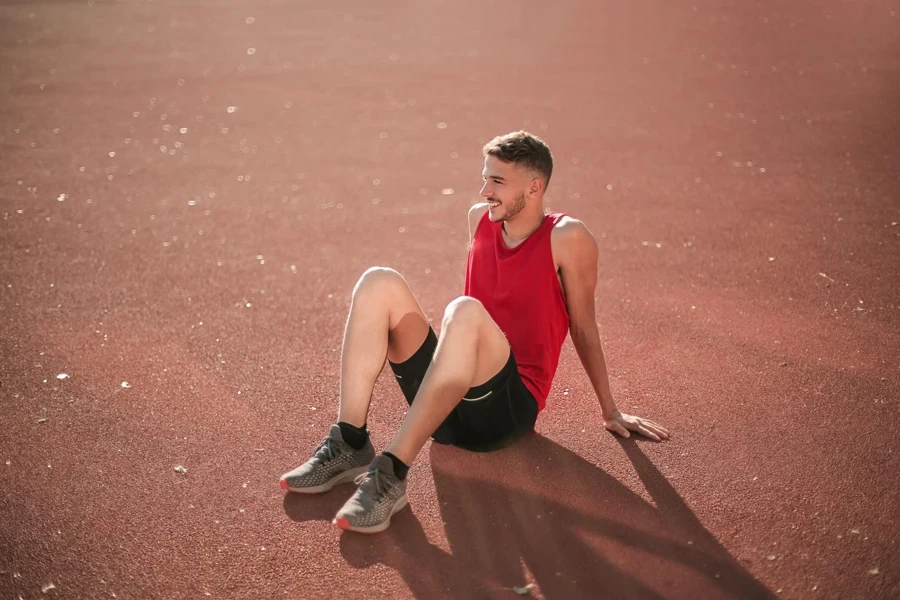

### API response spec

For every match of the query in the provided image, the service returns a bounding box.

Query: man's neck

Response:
[501,208,546,248]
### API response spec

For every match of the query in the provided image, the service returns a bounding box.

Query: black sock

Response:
[382,452,409,481]
[337,421,368,450]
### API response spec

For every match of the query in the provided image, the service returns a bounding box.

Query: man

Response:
[280,131,670,533]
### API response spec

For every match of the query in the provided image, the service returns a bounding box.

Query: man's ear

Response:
[529,177,544,197]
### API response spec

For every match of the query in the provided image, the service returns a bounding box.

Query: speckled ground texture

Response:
[1,0,898,599]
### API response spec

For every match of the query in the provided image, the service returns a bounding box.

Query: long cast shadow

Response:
[285,434,775,599]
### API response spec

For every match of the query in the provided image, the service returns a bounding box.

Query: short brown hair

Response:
[482,131,553,186]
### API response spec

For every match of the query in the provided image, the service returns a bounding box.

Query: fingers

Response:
[635,418,671,439]
[606,421,630,438]
[626,418,670,441]
[636,425,661,441]
[644,424,670,440]
[607,416,671,441]
[638,418,669,433]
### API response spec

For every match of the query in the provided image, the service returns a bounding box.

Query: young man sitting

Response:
[280,131,670,533]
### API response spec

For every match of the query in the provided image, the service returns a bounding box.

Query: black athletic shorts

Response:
[388,327,539,452]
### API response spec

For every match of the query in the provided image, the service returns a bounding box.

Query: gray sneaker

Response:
[332,454,408,533]
[279,425,374,494]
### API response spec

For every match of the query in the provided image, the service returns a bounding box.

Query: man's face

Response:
[480,155,529,222]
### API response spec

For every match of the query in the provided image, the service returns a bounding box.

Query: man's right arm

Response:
[467,202,489,249]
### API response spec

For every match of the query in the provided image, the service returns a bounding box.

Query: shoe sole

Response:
[279,466,368,494]
[332,493,409,534]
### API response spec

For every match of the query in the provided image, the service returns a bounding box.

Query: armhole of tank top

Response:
[548,214,568,301]
[474,207,491,237]
[550,212,567,226]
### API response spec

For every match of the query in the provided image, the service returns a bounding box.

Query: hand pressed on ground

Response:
[604,411,670,442]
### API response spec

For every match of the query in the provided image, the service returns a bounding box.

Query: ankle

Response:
[381,452,409,481]
[337,421,368,450]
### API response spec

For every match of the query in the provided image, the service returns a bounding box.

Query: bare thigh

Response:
[438,296,511,389]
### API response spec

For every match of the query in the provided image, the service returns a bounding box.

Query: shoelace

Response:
[313,437,340,463]
[354,468,391,500]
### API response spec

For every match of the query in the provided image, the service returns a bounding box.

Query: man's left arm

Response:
[556,219,670,441]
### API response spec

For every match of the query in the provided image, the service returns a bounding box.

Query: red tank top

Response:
[465,211,570,411]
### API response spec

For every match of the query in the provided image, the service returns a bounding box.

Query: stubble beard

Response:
[500,192,527,222]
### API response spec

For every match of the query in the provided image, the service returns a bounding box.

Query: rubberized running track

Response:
[1,1,898,598]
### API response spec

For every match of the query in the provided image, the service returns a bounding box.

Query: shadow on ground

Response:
[285,434,774,599]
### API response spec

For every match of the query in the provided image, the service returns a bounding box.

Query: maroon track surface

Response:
[2,1,899,599]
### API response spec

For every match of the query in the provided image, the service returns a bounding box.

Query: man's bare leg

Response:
[337,267,431,428]
[330,296,509,532]
[383,296,511,465]
[279,267,430,495]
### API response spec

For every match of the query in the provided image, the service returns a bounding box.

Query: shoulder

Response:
[551,215,596,249]
[468,202,490,239]
[550,215,598,267]
[468,202,489,224]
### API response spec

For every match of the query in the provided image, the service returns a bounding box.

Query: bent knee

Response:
[354,266,403,295]
[442,296,484,325]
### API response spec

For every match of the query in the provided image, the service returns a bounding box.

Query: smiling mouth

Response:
[488,201,501,208]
